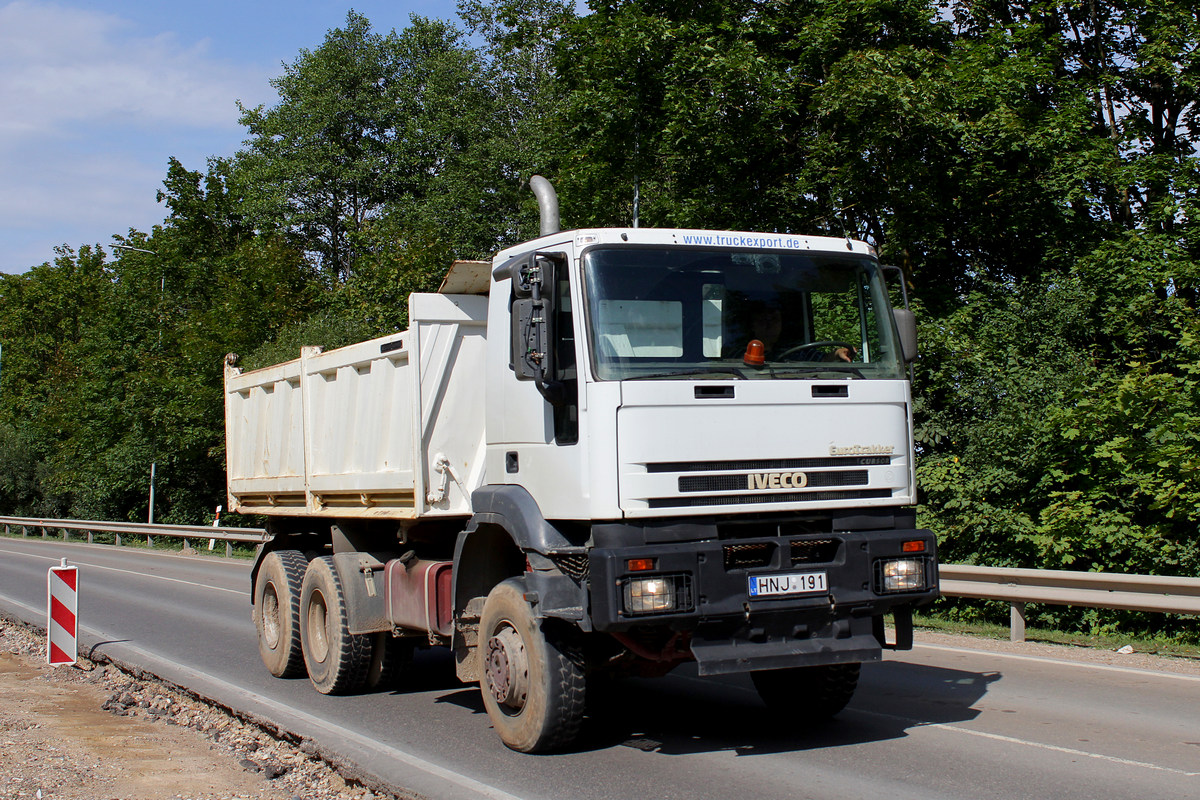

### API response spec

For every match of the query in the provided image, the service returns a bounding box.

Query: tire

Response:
[479,578,586,753]
[751,662,861,721]
[299,556,372,695]
[254,550,307,678]
[366,632,415,692]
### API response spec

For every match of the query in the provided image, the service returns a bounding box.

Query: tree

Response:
[235,11,514,281]
[551,0,1102,308]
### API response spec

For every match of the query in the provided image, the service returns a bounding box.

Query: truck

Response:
[225,177,939,752]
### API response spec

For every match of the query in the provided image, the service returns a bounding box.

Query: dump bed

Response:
[224,292,488,520]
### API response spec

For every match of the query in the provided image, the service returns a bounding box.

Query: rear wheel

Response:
[367,632,415,691]
[299,556,372,694]
[479,578,586,753]
[254,550,307,678]
[751,662,861,721]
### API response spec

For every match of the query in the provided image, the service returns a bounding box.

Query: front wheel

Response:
[479,578,586,753]
[751,662,861,721]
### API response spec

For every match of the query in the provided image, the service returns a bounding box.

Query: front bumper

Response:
[587,527,938,674]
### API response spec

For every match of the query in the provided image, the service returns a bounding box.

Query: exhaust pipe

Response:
[530,175,559,236]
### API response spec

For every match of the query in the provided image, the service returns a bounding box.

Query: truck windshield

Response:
[581,246,905,381]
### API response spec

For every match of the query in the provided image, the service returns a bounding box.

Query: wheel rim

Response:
[307,590,330,664]
[262,583,281,649]
[485,623,529,713]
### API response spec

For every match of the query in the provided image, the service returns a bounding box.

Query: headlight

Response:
[876,558,927,594]
[620,573,693,616]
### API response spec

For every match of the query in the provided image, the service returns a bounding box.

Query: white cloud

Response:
[0,1,264,138]
[0,1,276,272]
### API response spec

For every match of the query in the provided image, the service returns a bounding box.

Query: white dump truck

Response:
[225,177,938,752]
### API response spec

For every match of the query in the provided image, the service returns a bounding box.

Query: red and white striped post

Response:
[47,558,78,666]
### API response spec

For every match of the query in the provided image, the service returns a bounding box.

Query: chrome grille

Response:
[648,489,892,509]
[551,553,590,582]
[648,456,890,473]
[723,542,774,570]
[790,539,840,565]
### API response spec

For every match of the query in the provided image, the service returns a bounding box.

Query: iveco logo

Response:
[747,472,808,490]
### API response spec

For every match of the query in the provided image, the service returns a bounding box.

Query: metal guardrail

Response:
[0,515,268,558]
[5,515,1197,643]
[939,564,1200,642]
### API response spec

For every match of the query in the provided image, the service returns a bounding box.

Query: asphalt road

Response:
[1,536,1197,800]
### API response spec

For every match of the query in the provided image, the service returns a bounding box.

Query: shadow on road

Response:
[575,659,1001,757]
[86,640,132,659]
[372,644,1001,758]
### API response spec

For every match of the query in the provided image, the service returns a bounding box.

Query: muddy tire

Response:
[366,632,415,692]
[751,662,861,720]
[299,556,372,694]
[254,550,308,678]
[479,578,586,753]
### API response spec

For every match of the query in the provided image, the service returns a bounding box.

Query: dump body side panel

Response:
[224,293,487,520]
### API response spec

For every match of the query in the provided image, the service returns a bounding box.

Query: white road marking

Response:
[854,708,1200,777]
[0,542,245,596]
[912,641,1200,683]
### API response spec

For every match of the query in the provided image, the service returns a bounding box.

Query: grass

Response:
[914,611,1200,661]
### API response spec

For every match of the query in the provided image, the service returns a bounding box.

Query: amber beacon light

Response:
[743,339,766,366]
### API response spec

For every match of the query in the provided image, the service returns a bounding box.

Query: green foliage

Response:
[234,10,535,280]
[3,0,1198,642]
[238,310,378,373]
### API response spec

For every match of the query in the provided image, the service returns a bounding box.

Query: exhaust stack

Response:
[530,175,559,236]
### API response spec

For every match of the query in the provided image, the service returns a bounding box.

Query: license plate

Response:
[748,571,828,598]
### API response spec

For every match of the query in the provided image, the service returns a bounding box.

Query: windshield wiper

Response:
[769,366,865,379]
[623,367,749,381]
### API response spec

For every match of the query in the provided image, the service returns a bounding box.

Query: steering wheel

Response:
[776,340,856,361]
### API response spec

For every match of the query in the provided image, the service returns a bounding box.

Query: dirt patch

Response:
[0,616,419,800]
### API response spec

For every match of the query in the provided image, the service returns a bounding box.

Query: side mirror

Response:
[510,254,567,405]
[510,253,538,299]
[511,293,552,379]
[893,308,918,363]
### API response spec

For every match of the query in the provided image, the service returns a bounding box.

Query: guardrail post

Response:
[1010,602,1027,643]
[87,530,94,544]
[147,534,153,547]
[42,526,48,539]
[226,541,233,558]
[22,525,27,537]
[115,532,122,547]
[62,527,69,542]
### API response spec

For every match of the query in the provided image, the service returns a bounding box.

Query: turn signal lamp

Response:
[626,558,656,572]
[901,540,926,553]
[744,339,766,366]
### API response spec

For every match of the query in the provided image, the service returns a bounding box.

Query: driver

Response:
[750,305,784,355]
[745,305,856,363]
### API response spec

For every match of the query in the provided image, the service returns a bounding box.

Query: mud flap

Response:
[873,606,914,650]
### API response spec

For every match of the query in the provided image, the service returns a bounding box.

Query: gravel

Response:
[0,614,422,800]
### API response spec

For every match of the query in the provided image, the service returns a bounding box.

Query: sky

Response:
[0,0,464,274]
